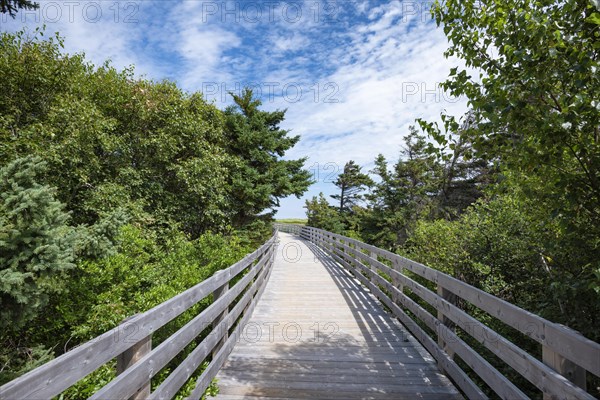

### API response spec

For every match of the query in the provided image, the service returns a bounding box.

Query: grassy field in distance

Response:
[275,218,307,225]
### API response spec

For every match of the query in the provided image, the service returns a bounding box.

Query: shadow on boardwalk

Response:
[213,232,461,400]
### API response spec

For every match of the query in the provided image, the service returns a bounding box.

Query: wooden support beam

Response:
[212,282,230,358]
[437,285,456,361]
[116,315,152,400]
[542,345,587,399]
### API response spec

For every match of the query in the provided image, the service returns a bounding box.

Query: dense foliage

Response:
[224,89,311,229]
[0,0,37,17]
[0,157,76,331]
[0,29,310,395]
[306,0,600,396]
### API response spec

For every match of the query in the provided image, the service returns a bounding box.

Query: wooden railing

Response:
[283,225,600,400]
[273,222,302,236]
[0,232,278,400]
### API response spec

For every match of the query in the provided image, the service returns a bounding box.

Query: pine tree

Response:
[364,128,441,248]
[0,156,76,331]
[331,161,372,213]
[304,193,344,233]
[223,89,312,227]
[434,113,496,219]
[0,0,38,18]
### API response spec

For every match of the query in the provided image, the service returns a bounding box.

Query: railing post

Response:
[542,345,586,399]
[117,315,152,400]
[394,258,404,291]
[437,285,456,361]
[390,258,403,304]
[370,251,378,282]
[212,281,229,358]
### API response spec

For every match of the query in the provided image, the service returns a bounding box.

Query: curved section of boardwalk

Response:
[213,232,461,399]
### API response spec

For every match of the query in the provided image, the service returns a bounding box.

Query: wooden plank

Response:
[326,228,600,378]
[216,370,449,385]
[149,253,274,400]
[341,237,593,399]
[0,235,276,400]
[437,285,456,360]
[436,273,600,378]
[542,345,587,399]
[342,257,525,398]
[215,377,459,393]
[213,233,461,400]
[438,324,528,399]
[393,267,594,398]
[312,234,477,395]
[216,387,461,400]
[310,227,600,379]
[116,325,152,400]
[90,246,273,400]
[316,239,481,399]
[212,281,229,358]
[186,252,272,400]
[222,359,442,374]
[185,240,276,400]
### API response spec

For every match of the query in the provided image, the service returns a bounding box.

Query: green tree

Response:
[0,0,38,17]
[331,160,372,214]
[0,30,314,390]
[223,88,312,227]
[418,0,600,330]
[0,30,233,236]
[304,193,344,233]
[434,114,496,219]
[0,157,76,331]
[363,128,440,248]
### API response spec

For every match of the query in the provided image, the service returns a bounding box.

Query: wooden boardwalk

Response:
[4,228,598,399]
[213,232,461,399]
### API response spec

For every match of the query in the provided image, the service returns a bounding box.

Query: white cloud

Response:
[166,2,242,90]
[0,1,163,77]
[274,3,470,218]
[1,0,470,219]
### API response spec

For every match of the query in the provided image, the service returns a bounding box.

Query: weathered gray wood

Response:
[437,285,456,360]
[335,234,593,398]
[212,282,229,359]
[149,249,274,400]
[90,248,273,400]
[216,389,461,400]
[215,376,458,393]
[321,242,486,400]
[116,315,152,400]
[438,323,528,399]
[188,247,274,400]
[312,234,465,392]
[329,231,593,399]
[212,232,461,400]
[543,345,587,399]
[0,235,276,400]
[216,369,449,385]
[8,224,599,400]
[307,226,600,380]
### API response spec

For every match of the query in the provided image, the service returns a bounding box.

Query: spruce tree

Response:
[223,89,312,227]
[0,156,75,331]
[304,193,344,233]
[0,0,38,17]
[331,160,372,213]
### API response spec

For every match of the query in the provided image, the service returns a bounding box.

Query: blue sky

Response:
[0,0,468,218]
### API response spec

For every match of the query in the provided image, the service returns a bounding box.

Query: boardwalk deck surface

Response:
[212,232,461,399]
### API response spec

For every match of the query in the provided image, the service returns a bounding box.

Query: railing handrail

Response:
[284,224,600,400]
[0,231,279,400]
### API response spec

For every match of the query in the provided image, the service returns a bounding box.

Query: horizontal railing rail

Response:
[273,223,302,236]
[0,231,279,400]
[284,225,600,400]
